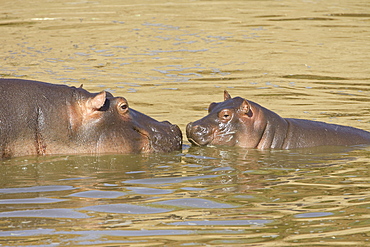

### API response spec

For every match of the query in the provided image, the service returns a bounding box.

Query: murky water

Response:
[1,0,370,245]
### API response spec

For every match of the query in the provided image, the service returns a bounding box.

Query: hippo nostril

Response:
[187,123,206,135]
[162,121,181,132]
[194,125,208,135]
[171,124,180,131]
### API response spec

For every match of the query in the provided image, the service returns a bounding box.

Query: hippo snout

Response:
[149,121,182,152]
[186,122,213,146]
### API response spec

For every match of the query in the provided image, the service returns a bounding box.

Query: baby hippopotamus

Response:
[186,91,370,149]
[0,78,182,159]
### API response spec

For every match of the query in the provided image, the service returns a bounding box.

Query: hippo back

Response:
[0,79,84,158]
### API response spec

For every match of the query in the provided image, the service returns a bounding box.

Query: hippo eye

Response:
[219,109,233,122]
[119,103,129,112]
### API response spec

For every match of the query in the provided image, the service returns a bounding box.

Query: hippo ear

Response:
[208,102,217,113]
[224,90,231,101]
[240,100,251,115]
[87,91,107,111]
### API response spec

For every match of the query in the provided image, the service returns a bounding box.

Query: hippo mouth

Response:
[188,137,201,146]
[133,126,152,153]
[187,135,211,146]
[187,135,213,147]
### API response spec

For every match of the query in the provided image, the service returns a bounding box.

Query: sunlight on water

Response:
[1,0,370,245]
[1,146,370,245]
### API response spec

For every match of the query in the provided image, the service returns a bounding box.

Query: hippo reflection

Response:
[187,91,370,149]
[0,79,182,159]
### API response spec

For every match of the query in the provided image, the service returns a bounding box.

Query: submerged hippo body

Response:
[186,91,370,149]
[0,79,182,159]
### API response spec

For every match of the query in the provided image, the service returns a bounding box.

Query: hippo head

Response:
[186,91,265,148]
[72,90,182,154]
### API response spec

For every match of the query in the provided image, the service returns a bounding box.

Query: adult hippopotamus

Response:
[186,91,370,149]
[0,78,182,159]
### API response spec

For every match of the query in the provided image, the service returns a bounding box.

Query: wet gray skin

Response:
[0,79,182,158]
[187,91,370,149]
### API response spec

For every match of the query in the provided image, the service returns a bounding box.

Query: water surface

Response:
[1,0,370,245]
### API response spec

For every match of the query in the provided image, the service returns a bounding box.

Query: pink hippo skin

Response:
[0,79,182,159]
[186,91,370,149]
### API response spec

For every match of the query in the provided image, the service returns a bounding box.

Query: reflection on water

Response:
[1,0,370,245]
[1,146,370,246]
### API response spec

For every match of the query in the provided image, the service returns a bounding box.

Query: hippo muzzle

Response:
[147,121,183,153]
[186,122,213,146]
